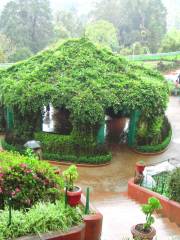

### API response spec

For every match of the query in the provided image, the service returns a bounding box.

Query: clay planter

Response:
[16,224,85,240]
[136,162,145,174]
[131,224,156,240]
[67,186,82,207]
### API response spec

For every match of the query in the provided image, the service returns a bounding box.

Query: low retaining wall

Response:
[128,178,180,226]
[17,224,85,240]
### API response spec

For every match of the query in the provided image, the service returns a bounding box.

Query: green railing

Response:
[127,51,180,61]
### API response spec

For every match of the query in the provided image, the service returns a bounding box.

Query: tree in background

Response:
[0,33,16,63]
[0,0,53,54]
[8,47,33,62]
[85,20,119,51]
[93,0,167,52]
[54,10,84,41]
[159,29,180,52]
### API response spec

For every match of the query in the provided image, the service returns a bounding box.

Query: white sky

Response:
[0,0,95,14]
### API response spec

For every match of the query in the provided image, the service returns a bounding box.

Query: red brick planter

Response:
[128,178,180,226]
[15,194,103,240]
[16,224,85,240]
[81,195,103,240]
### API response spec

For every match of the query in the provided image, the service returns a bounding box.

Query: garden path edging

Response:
[48,160,111,168]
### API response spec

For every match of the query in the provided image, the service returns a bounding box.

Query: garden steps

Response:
[93,192,180,240]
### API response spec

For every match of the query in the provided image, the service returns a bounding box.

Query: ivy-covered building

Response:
[0,38,171,163]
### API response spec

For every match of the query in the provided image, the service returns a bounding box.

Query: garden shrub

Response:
[43,152,112,164]
[1,139,24,154]
[136,115,171,150]
[35,132,112,164]
[0,200,83,239]
[168,168,180,203]
[135,127,172,153]
[35,132,74,155]
[0,151,63,209]
[0,38,169,151]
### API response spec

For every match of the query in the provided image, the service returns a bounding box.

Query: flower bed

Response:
[0,151,63,209]
[128,178,180,225]
[0,150,103,240]
[0,201,84,239]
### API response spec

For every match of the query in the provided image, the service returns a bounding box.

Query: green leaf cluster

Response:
[0,38,169,127]
[0,200,83,239]
[141,197,162,230]
[63,165,78,191]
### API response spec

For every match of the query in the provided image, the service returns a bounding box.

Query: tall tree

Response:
[0,0,53,53]
[159,29,180,52]
[85,20,119,51]
[0,33,16,63]
[54,10,84,41]
[93,0,167,52]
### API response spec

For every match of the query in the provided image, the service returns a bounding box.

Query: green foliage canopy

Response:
[159,29,180,52]
[0,38,169,126]
[93,0,167,52]
[85,20,119,51]
[0,0,53,53]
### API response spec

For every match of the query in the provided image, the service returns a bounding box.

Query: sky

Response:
[0,0,95,14]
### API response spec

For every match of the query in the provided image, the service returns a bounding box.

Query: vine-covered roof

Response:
[0,38,169,124]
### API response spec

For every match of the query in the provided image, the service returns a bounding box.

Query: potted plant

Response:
[63,165,82,207]
[136,160,146,174]
[131,197,162,240]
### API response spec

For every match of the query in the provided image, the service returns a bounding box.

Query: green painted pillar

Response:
[97,122,106,144]
[6,108,14,130]
[128,110,141,147]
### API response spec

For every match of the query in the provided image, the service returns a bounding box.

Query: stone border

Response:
[48,160,111,168]
[128,178,180,226]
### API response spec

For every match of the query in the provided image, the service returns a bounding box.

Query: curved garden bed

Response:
[134,127,172,154]
[128,178,180,225]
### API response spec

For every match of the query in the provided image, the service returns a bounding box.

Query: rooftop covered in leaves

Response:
[0,38,169,125]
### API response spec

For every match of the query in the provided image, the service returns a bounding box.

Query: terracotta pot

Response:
[67,186,82,207]
[136,162,145,174]
[131,224,156,240]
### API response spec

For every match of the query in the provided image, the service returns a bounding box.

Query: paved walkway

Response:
[70,96,180,239]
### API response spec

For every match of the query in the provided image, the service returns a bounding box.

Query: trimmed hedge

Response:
[35,132,112,164]
[35,132,74,155]
[135,128,172,153]
[43,152,112,164]
[1,140,24,154]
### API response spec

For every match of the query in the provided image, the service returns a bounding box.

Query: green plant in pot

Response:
[63,165,82,207]
[131,197,162,240]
